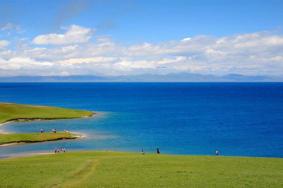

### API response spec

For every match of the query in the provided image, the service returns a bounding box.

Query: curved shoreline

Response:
[0,122,10,134]
[0,109,95,147]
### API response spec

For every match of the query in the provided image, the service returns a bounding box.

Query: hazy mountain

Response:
[0,73,281,82]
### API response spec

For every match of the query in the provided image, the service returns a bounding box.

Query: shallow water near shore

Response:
[1,82,283,158]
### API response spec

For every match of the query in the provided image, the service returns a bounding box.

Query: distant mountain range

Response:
[0,73,282,82]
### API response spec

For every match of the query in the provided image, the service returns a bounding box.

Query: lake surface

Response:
[1,83,283,158]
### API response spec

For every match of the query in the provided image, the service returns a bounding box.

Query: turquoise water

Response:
[0,83,283,158]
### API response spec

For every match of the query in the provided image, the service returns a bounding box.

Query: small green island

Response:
[0,103,93,145]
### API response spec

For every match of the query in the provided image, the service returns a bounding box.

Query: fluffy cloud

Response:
[33,25,93,45]
[1,25,283,77]
[0,57,54,76]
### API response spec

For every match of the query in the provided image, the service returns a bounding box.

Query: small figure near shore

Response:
[141,148,145,155]
[40,128,44,133]
[61,147,66,153]
[156,148,160,154]
[215,150,220,156]
[52,129,57,133]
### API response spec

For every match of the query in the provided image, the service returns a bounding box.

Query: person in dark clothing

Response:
[156,148,160,154]
[141,148,145,155]
[215,150,220,156]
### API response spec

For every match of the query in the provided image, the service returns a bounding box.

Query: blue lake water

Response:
[0,82,283,158]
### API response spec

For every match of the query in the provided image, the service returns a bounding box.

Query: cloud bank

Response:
[33,25,93,45]
[1,24,283,78]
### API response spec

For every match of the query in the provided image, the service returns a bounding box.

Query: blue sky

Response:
[0,0,283,78]
[1,0,283,42]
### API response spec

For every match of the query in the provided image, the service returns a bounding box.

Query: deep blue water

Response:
[0,83,283,158]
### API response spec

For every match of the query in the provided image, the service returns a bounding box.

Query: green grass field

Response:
[0,132,77,145]
[0,102,93,124]
[0,151,282,188]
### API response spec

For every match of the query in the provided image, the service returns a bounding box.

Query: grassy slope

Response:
[0,103,93,124]
[0,151,283,188]
[0,132,77,145]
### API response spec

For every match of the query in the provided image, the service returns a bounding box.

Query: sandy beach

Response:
[0,151,54,159]
[0,122,11,134]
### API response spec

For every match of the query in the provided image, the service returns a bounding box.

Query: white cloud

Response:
[0,57,53,76]
[33,25,93,45]
[1,26,283,77]
[182,37,191,42]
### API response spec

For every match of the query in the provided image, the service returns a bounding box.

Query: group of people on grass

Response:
[141,148,161,155]
[39,128,69,154]
[40,128,71,133]
[54,147,66,153]
[40,128,57,133]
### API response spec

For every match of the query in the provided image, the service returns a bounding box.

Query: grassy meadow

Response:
[0,151,283,188]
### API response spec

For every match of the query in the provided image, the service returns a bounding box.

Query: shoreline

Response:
[0,142,20,147]
[0,122,13,133]
[0,151,54,159]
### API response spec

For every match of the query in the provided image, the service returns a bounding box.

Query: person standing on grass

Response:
[156,148,160,154]
[215,150,220,156]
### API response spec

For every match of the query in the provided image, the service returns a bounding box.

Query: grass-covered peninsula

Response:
[0,132,78,146]
[0,102,93,125]
[0,102,93,145]
[1,151,283,188]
